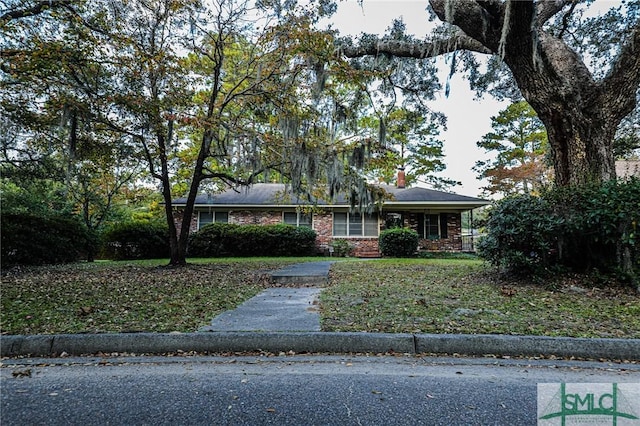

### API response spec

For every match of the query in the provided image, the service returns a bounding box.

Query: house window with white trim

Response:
[283,211,312,228]
[198,211,228,229]
[418,213,448,240]
[333,212,378,236]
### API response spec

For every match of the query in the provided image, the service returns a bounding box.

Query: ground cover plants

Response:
[2,258,638,338]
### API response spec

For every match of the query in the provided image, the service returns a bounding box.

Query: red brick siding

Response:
[232,210,282,225]
[313,212,333,252]
[419,213,463,251]
[182,208,465,255]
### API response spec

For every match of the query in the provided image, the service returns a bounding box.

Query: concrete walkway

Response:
[200,261,334,332]
[199,288,322,332]
[269,260,335,286]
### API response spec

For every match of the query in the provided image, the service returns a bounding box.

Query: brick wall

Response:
[419,213,463,251]
[232,210,282,226]
[173,211,198,235]
[313,212,333,251]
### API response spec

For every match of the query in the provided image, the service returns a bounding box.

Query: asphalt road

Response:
[2,355,639,425]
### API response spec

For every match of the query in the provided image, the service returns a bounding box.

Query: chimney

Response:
[397,167,406,189]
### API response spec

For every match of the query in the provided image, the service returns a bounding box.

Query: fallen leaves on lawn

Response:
[320,259,640,338]
[0,260,303,335]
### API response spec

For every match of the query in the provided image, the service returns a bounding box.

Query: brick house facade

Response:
[172,183,489,257]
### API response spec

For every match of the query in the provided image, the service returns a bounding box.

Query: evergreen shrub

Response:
[1,213,93,265]
[188,223,317,257]
[102,221,169,260]
[478,179,640,284]
[379,227,419,257]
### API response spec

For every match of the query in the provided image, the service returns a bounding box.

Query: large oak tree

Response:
[341,0,640,187]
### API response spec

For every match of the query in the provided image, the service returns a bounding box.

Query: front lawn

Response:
[2,258,638,338]
[321,259,640,339]
[0,258,308,334]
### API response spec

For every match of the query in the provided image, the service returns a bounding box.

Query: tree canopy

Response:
[474,101,550,197]
[340,0,640,187]
[2,0,453,265]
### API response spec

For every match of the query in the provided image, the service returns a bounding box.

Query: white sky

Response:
[324,1,510,197]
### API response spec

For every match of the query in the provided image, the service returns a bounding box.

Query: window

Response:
[333,212,378,237]
[384,213,403,229]
[417,213,448,239]
[198,211,228,230]
[283,211,312,228]
[426,214,440,239]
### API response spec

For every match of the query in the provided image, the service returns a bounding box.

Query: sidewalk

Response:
[2,261,639,360]
[198,261,333,332]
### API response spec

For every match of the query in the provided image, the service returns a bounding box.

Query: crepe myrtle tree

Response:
[340,0,640,187]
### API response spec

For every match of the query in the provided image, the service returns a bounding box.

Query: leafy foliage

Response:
[478,179,640,286]
[329,239,353,257]
[379,227,419,257]
[102,221,170,260]
[188,223,317,257]
[1,213,94,266]
[477,194,561,275]
[474,101,550,197]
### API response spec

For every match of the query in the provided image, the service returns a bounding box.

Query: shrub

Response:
[102,221,170,260]
[477,194,562,275]
[1,213,94,265]
[379,227,419,257]
[330,239,353,257]
[188,223,239,257]
[187,223,317,257]
[478,179,640,284]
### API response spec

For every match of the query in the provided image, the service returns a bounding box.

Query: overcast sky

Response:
[323,1,511,197]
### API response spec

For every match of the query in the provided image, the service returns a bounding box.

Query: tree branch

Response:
[341,32,491,59]
[535,0,578,27]
[599,21,640,118]
[1,0,75,22]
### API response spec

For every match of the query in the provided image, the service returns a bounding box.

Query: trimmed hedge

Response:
[102,221,170,260]
[1,213,94,265]
[188,223,317,257]
[379,227,419,257]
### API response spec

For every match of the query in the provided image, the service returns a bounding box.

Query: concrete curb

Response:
[2,332,639,360]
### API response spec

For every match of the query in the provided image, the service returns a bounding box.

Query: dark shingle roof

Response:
[172,183,489,209]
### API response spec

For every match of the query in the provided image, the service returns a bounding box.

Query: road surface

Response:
[2,354,639,425]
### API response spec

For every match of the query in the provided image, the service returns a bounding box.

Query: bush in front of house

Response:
[379,227,419,257]
[187,223,317,257]
[476,194,560,276]
[330,239,353,257]
[188,222,239,257]
[102,221,170,260]
[478,179,640,284]
[1,213,94,265]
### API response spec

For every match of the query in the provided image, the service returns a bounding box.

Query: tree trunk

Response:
[533,104,617,186]
[162,180,185,267]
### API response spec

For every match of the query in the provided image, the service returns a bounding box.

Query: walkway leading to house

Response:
[199,261,335,332]
[269,260,335,286]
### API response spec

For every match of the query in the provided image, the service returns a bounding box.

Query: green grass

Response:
[321,259,640,339]
[2,257,638,338]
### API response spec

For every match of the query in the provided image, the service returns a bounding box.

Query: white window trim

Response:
[333,211,379,238]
